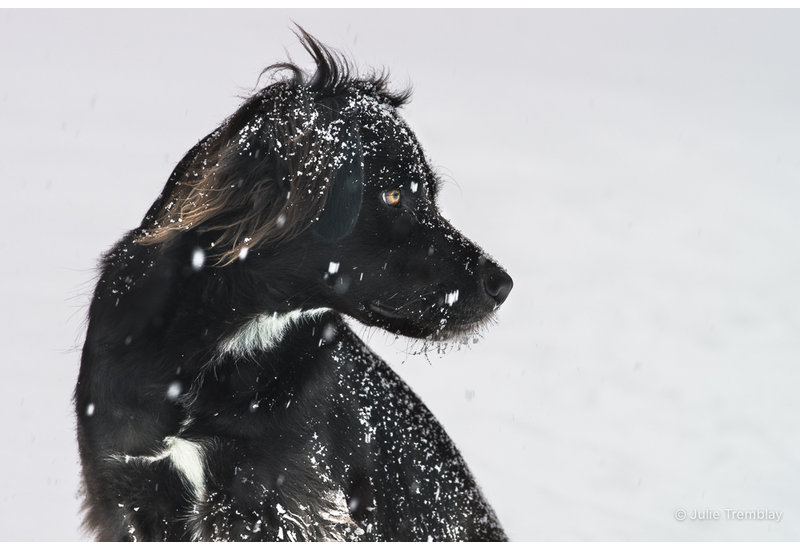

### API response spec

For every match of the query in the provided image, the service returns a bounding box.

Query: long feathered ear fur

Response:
[313,124,364,242]
[135,27,406,265]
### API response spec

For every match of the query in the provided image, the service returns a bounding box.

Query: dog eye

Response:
[381,189,402,207]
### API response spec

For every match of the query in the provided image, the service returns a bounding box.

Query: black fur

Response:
[75,29,513,541]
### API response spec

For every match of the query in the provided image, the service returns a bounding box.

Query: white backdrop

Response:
[1,9,798,541]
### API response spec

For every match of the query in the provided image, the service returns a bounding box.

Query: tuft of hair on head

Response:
[135,26,411,266]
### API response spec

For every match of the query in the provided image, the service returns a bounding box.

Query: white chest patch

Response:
[216,308,329,357]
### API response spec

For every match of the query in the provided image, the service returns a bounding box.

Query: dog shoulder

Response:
[327,329,506,541]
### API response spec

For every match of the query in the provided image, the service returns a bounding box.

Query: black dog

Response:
[75,30,512,541]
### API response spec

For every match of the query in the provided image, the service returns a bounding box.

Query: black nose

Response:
[484,270,513,305]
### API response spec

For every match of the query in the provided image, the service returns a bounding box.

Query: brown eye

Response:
[381,189,401,207]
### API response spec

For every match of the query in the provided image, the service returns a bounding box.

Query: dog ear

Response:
[313,126,364,241]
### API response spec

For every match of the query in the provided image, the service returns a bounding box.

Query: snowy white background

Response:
[1,9,798,541]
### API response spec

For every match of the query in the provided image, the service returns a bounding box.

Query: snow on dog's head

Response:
[134,28,512,342]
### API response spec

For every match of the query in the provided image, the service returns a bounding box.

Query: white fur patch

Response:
[113,436,206,501]
[163,436,206,501]
[217,308,329,357]
[273,489,360,542]
[318,489,363,540]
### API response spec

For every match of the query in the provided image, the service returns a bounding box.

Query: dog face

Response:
[328,104,512,340]
[136,42,511,343]
[243,93,512,341]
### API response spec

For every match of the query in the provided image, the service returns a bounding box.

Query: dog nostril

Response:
[484,270,513,305]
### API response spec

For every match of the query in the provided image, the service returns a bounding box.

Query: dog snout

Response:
[483,269,513,306]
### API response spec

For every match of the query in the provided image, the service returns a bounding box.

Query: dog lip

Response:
[368,301,407,320]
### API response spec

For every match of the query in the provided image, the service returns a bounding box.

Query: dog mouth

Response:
[366,299,433,337]
[364,296,494,342]
[368,301,408,320]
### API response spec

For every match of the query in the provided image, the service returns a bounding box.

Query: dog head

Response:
[136,29,512,342]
